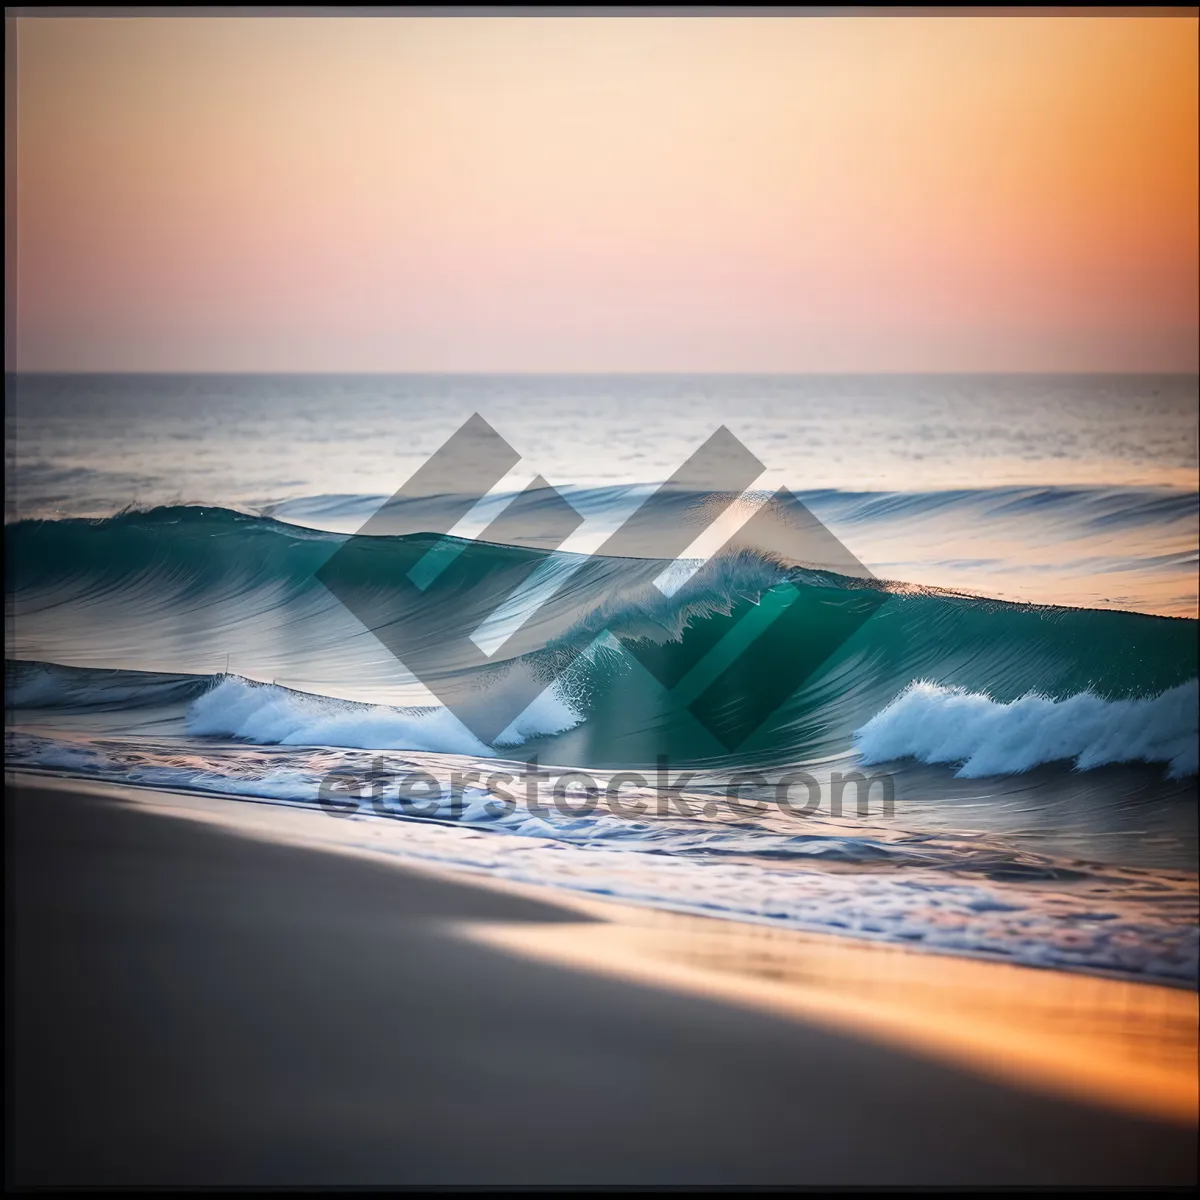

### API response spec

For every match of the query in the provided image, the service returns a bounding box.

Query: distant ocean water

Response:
[6,373,1198,983]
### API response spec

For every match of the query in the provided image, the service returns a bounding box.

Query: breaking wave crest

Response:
[855,680,1198,779]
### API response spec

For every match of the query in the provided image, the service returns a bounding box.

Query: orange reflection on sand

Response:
[39,775,1197,1125]
[464,901,1198,1125]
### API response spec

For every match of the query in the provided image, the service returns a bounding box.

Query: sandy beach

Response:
[7,778,1196,1188]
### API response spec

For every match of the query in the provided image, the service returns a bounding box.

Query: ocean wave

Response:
[184,674,583,755]
[854,680,1199,779]
[5,660,213,710]
[7,505,1198,767]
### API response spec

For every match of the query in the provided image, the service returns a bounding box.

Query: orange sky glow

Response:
[7,13,1199,372]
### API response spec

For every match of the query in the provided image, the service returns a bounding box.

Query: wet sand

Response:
[468,899,1198,1126]
[7,779,1197,1187]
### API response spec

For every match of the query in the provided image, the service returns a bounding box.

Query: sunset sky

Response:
[7,12,1199,372]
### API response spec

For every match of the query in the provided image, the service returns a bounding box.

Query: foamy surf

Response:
[186,675,584,756]
[6,729,1197,984]
[854,679,1199,779]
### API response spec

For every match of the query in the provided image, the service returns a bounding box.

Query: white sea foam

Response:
[185,675,582,755]
[492,682,585,747]
[853,679,1198,779]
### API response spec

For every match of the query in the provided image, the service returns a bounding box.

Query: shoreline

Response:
[8,773,1199,1133]
[9,776,1196,1186]
[11,767,1197,988]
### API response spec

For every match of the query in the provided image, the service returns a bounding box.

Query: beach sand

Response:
[7,778,1197,1187]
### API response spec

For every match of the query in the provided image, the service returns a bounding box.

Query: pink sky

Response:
[7,14,1199,372]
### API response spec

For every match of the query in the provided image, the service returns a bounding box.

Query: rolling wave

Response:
[6,505,1198,770]
[9,657,1198,783]
[855,679,1198,780]
[185,673,582,754]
